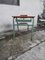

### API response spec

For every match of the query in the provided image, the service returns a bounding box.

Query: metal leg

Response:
[16,18,19,31]
[27,25,29,31]
[17,22,19,31]
[13,18,15,40]
[31,18,34,41]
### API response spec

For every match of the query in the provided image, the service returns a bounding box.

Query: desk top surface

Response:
[12,15,35,18]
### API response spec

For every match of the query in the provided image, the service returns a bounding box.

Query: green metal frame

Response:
[13,17,34,40]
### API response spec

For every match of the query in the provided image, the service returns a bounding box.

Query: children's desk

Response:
[12,15,35,40]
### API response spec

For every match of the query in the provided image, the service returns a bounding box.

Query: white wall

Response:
[0,0,43,32]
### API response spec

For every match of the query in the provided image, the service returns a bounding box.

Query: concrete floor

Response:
[15,42,45,60]
[0,30,45,60]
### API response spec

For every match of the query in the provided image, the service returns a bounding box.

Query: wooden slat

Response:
[16,19,32,22]
[12,15,35,18]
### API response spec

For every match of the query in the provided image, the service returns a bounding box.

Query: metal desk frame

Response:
[12,15,35,40]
